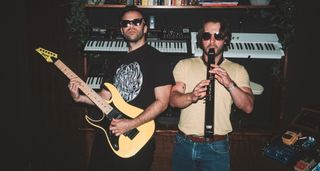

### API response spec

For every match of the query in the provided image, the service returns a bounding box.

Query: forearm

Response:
[228,85,254,113]
[131,99,168,128]
[75,95,95,105]
[170,81,208,108]
[74,89,111,106]
[170,92,196,108]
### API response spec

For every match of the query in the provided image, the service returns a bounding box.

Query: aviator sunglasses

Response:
[202,32,225,41]
[120,18,144,28]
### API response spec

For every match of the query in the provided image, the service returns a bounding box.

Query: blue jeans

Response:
[173,132,230,171]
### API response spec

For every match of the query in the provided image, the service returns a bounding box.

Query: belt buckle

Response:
[205,137,214,142]
[189,135,212,143]
[178,130,222,143]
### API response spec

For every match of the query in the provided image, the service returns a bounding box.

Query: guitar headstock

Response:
[35,47,58,63]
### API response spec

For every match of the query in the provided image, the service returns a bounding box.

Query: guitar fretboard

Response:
[54,60,113,115]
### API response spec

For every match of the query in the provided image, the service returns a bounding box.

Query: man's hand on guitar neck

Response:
[68,79,82,103]
[68,79,111,105]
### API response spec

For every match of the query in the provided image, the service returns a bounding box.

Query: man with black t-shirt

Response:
[68,5,174,171]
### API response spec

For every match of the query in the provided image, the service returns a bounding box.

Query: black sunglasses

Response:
[120,18,144,28]
[202,32,225,41]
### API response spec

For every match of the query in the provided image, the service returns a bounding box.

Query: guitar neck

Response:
[54,60,113,114]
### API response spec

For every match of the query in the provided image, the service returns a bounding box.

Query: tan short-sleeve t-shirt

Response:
[173,57,250,135]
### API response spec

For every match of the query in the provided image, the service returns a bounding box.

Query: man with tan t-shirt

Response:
[170,17,254,171]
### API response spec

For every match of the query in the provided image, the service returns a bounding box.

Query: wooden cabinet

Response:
[152,130,177,171]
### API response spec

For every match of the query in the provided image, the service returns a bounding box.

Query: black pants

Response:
[88,131,155,171]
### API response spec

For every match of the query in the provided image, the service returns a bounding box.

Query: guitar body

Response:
[35,47,155,158]
[85,83,155,158]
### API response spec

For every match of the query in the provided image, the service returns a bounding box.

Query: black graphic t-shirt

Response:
[104,43,174,109]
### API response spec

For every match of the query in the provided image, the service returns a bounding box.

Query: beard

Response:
[123,29,144,42]
[204,45,224,57]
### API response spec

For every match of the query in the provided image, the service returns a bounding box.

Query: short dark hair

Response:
[119,5,147,25]
[196,17,231,49]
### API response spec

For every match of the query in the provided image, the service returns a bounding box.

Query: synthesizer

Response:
[84,27,191,54]
[191,32,285,59]
[84,39,188,54]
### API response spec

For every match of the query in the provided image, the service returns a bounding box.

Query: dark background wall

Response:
[3,0,86,170]
[283,1,319,123]
[3,0,319,170]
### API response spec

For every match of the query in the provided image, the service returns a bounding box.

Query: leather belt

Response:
[178,130,226,143]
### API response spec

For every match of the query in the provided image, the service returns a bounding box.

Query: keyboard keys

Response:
[86,76,103,89]
[85,39,188,54]
[191,32,284,59]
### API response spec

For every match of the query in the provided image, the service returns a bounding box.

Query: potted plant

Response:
[65,0,90,49]
[257,0,295,78]
[269,0,295,50]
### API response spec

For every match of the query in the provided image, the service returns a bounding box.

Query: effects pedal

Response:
[282,131,302,145]
[294,158,317,171]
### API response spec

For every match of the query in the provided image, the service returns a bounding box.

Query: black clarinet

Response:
[204,48,215,138]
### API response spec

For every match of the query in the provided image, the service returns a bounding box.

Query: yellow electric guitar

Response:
[35,47,155,158]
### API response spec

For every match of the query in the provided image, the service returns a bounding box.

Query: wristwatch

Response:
[227,81,237,92]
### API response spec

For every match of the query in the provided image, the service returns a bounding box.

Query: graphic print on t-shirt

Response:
[113,62,143,102]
